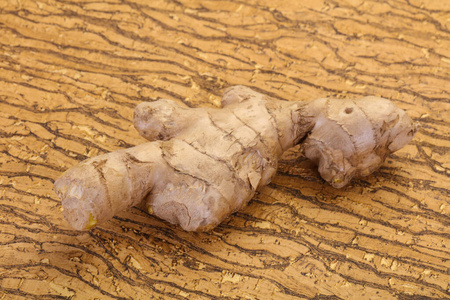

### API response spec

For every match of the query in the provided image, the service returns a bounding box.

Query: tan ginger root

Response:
[54,86,417,231]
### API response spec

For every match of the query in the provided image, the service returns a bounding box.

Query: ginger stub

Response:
[54,86,417,231]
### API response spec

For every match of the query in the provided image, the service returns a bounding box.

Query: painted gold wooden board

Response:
[0,0,449,299]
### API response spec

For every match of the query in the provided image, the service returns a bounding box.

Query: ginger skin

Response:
[54,86,417,231]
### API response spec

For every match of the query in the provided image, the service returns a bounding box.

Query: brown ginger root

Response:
[54,86,417,231]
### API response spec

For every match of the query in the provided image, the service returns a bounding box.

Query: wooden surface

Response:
[1,0,449,299]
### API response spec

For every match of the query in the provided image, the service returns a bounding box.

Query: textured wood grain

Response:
[0,0,449,299]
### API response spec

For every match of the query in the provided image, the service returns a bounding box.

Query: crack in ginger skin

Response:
[54,86,418,231]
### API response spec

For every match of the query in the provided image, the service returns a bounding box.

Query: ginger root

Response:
[54,86,417,231]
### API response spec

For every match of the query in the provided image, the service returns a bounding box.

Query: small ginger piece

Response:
[54,86,417,231]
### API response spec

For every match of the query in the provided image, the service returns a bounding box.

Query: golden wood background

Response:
[1,0,449,299]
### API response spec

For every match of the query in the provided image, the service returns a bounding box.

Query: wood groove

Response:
[1,0,448,298]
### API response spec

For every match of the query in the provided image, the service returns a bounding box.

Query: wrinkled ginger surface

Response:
[55,86,417,231]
